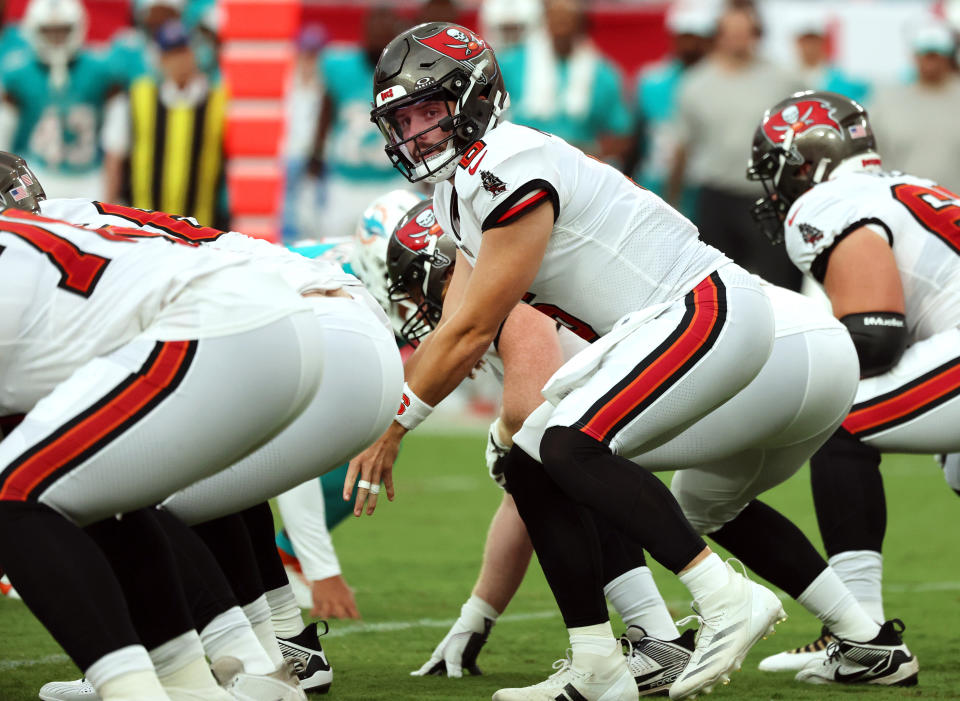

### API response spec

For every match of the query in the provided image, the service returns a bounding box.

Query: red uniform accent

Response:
[93,202,227,243]
[580,276,722,442]
[843,362,960,435]
[497,190,548,224]
[0,341,194,502]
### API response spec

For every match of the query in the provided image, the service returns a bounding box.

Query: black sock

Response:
[0,501,140,671]
[240,502,288,592]
[595,514,647,585]
[154,508,239,632]
[191,512,265,606]
[85,509,195,651]
[810,428,885,556]
[503,447,608,628]
[709,500,827,599]
[540,426,706,574]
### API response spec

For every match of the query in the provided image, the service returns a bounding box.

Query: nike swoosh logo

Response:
[788,205,802,226]
[468,150,487,175]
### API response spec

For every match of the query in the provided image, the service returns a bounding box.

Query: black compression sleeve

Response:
[839,312,907,378]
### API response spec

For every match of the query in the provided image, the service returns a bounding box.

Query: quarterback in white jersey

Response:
[347,22,898,701]
[746,90,959,681]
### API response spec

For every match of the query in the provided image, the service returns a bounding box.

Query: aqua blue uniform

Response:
[497,44,632,151]
[1,46,120,174]
[318,47,403,183]
[633,59,698,218]
[819,65,871,105]
[103,30,152,88]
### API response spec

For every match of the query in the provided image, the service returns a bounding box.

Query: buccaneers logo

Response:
[416,26,488,63]
[762,99,842,145]
[481,170,507,197]
[395,204,445,254]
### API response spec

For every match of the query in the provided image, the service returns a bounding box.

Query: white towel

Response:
[521,30,601,121]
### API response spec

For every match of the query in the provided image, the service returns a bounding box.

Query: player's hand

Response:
[345,422,405,516]
[310,574,360,619]
[410,605,494,677]
[485,417,510,490]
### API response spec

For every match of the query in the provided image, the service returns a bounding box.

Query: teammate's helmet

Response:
[746,91,877,243]
[386,199,457,345]
[22,0,88,67]
[0,152,46,213]
[349,189,426,335]
[371,22,510,184]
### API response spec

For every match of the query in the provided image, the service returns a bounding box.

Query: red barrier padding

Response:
[221,0,300,40]
[225,108,285,158]
[227,163,282,216]
[221,45,294,100]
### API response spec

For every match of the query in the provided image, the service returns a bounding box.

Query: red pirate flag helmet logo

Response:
[762,99,842,145]
[395,203,445,253]
[416,25,488,63]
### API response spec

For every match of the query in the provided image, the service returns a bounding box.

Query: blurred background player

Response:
[478,0,541,53]
[304,4,412,240]
[497,0,632,168]
[0,0,122,200]
[669,2,803,290]
[630,1,714,219]
[102,20,229,229]
[791,15,870,102]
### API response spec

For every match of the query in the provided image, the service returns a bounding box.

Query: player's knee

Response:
[539,426,609,487]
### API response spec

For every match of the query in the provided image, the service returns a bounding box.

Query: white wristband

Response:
[395,382,434,431]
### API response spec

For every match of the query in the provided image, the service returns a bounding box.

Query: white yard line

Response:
[0,653,70,671]
[325,610,559,638]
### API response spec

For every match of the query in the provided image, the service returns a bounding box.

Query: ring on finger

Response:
[369,484,381,495]
[357,479,372,490]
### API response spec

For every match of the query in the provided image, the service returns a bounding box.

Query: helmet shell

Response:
[0,152,46,213]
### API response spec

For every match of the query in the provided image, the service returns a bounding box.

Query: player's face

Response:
[39,24,72,47]
[392,100,454,161]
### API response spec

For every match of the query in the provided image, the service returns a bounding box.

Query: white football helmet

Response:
[349,189,426,338]
[22,0,87,87]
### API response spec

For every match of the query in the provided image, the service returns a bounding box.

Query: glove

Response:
[485,417,511,490]
[411,596,498,677]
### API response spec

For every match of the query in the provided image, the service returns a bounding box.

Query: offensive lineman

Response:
[348,22,899,700]
[745,90,960,681]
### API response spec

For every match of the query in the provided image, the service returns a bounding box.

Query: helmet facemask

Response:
[373,62,500,184]
[388,237,450,345]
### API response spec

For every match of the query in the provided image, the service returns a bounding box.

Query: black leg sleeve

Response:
[191,512,265,607]
[503,446,608,628]
[540,426,706,574]
[240,502,288,592]
[709,500,827,599]
[810,428,886,556]
[0,501,141,671]
[153,508,239,632]
[85,508,195,651]
[595,514,647,586]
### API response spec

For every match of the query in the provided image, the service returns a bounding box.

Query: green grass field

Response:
[2,431,959,700]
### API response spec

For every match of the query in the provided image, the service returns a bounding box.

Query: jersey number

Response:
[93,202,227,243]
[522,293,599,342]
[0,219,109,297]
[892,183,960,254]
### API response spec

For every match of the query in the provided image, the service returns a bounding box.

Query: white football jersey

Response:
[433,121,727,341]
[39,198,362,296]
[784,171,960,343]
[0,209,265,413]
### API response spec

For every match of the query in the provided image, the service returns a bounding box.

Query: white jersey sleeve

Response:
[783,176,894,282]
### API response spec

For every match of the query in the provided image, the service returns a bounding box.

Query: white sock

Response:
[86,646,168,701]
[829,550,885,623]
[243,595,284,667]
[797,567,881,642]
[568,621,620,675]
[604,566,679,640]
[201,606,275,675]
[149,631,204,678]
[159,655,232,701]
[266,584,306,639]
[677,553,729,606]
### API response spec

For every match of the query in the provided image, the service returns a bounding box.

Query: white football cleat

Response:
[213,657,306,701]
[757,626,834,672]
[669,561,786,700]
[492,650,638,701]
[277,621,333,693]
[795,619,919,686]
[623,626,695,697]
[38,679,99,700]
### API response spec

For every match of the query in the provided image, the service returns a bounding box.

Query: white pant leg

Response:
[666,327,858,533]
[845,327,960,453]
[276,478,341,581]
[541,267,775,458]
[0,312,323,526]
[163,296,403,524]
[941,453,960,492]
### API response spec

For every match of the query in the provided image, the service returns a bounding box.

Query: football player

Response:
[349,23,909,700]
[745,90,960,682]
[395,198,918,695]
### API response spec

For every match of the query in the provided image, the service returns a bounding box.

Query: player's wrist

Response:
[395,382,433,431]
[464,594,500,623]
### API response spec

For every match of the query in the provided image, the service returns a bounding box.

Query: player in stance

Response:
[349,22,868,700]
[392,198,917,695]
[745,90,960,682]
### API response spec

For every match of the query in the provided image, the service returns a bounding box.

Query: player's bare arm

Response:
[346,202,554,516]
[823,226,905,317]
